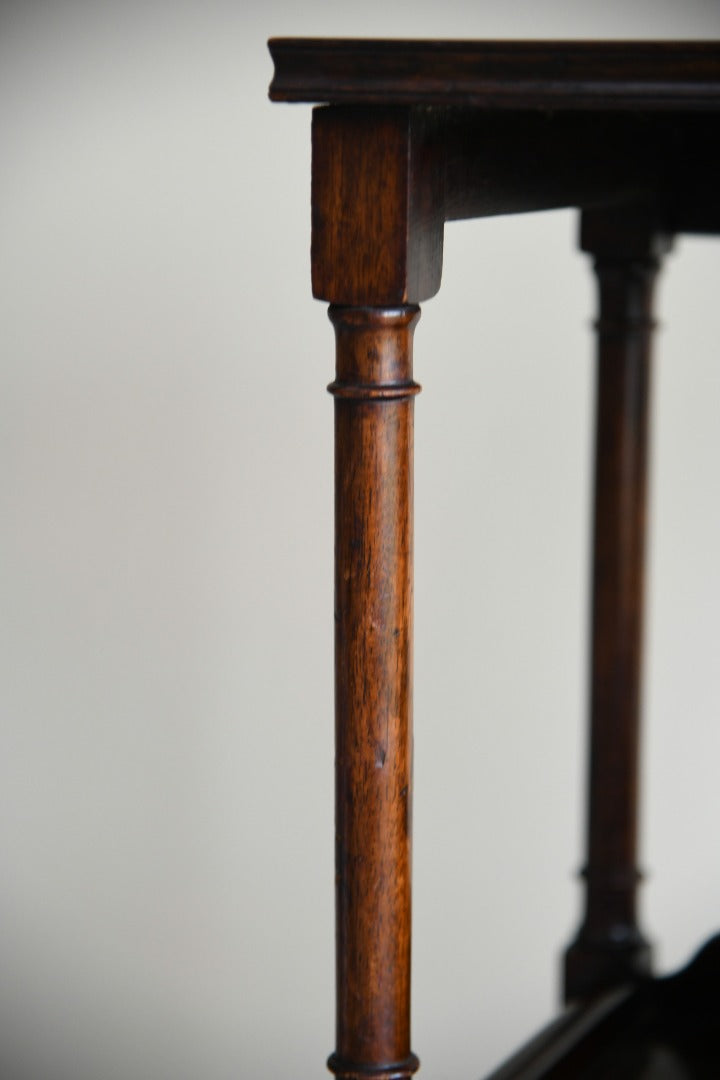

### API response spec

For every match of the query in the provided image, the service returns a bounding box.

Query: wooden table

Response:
[268,40,720,1079]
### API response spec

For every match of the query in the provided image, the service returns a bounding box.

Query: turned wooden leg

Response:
[310,102,443,1079]
[564,206,672,1003]
[327,305,420,1080]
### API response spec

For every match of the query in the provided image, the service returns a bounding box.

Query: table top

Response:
[268,38,720,111]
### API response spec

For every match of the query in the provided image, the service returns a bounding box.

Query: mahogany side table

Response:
[268,40,720,1080]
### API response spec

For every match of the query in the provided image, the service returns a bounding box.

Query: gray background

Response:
[1,2,719,1078]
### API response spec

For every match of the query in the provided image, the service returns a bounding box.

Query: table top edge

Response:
[268,38,720,110]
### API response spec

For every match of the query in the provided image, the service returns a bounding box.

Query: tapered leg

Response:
[327,305,421,1080]
[564,207,671,1003]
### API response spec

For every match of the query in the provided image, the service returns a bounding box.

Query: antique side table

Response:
[268,40,720,1079]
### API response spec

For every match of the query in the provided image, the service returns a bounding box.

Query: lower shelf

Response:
[485,933,720,1079]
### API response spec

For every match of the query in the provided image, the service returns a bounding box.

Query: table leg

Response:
[312,101,443,1078]
[326,304,421,1080]
[564,206,671,1002]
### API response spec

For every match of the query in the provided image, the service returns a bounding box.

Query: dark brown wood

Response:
[484,987,634,1080]
[564,205,671,1004]
[442,111,664,222]
[328,305,420,1080]
[269,36,720,1080]
[488,934,720,1080]
[269,39,720,111]
[312,103,720,283]
[312,106,443,305]
[664,114,720,234]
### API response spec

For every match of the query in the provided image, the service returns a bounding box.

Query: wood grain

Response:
[269,36,720,1079]
[312,106,443,306]
[328,305,420,1080]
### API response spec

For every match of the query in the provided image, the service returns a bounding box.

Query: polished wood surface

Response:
[311,107,443,306]
[268,37,720,1080]
[269,39,720,110]
[328,306,420,1080]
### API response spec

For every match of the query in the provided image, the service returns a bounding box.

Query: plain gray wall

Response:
[1,2,719,1078]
